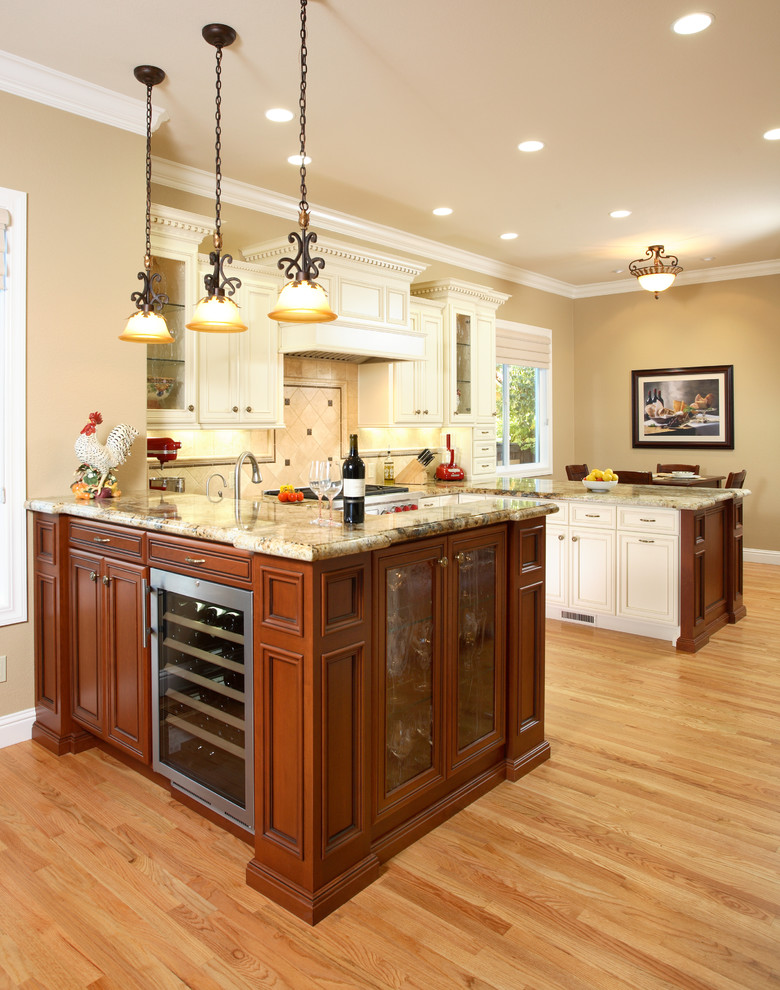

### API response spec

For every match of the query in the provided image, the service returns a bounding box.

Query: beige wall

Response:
[0,91,148,717]
[572,275,780,551]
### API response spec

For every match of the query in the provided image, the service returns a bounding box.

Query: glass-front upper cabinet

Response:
[454,312,473,418]
[146,206,212,429]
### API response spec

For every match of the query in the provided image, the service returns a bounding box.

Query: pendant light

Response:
[186,24,247,333]
[629,244,683,299]
[119,66,173,343]
[268,0,337,324]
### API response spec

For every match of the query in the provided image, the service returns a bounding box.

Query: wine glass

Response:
[322,461,343,526]
[308,460,326,524]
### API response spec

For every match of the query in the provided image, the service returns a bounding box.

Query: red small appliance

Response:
[435,434,465,481]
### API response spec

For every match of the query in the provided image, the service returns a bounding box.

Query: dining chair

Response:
[614,470,653,484]
[725,469,746,488]
[657,462,700,474]
[565,463,589,481]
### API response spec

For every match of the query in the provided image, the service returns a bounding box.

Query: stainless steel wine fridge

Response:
[149,568,253,831]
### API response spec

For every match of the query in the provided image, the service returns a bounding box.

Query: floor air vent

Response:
[561,611,596,624]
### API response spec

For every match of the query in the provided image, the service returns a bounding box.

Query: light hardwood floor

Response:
[1,563,778,990]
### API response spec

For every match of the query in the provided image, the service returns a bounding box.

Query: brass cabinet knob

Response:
[557,534,565,541]
[102,575,111,586]
[436,556,448,567]
[423,409,429,415]
[232,406,239,412]
[188,404,195,412]
[89,571,97,582]
[571,535,578,542]
[246,406,252,412]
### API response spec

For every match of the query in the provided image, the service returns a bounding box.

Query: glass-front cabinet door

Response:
[453,311,473,420]
[376,541,446,813]
[145,255,195,422]
[450,529,506,770]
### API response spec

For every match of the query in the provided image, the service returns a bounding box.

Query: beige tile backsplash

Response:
[147,357,442,496]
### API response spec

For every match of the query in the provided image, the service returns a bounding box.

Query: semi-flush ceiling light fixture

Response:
[268,0,337,324]
[187,24,247,333]
[119,66,173,343]
[629,244,683,299]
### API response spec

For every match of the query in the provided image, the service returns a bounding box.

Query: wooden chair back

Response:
[615,470,653,485]
[657,462,700,474]
[725,470,746,488]
[565,463,589,481]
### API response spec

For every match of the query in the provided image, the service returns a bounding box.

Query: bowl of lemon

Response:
[582,469,619,491]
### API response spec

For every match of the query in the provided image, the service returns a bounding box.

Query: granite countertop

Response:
[408,476,748,510]
[26,491,558,562]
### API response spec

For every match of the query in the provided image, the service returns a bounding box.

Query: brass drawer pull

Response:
[640,518,656,523]
[93,536,111,543]
[585,514,600,518]
[185,556,206,565]
[639,539,655,544]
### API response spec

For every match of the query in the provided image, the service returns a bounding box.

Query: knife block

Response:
[395,459,430,484]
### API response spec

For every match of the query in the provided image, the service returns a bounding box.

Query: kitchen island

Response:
[28,490,555,923]
[407,476,748,651]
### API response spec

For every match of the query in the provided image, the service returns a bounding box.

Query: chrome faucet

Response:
[234,451,262,501]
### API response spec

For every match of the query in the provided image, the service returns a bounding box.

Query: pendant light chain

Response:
[214,43,224,250]
[298,0,309,217]
[144,81,154,271]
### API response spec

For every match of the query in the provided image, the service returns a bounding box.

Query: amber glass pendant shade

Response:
[186,294,248,333]
[119,310,173,343]
[268,279,337,323]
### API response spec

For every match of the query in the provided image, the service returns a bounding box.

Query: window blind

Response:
[495,321,551,369]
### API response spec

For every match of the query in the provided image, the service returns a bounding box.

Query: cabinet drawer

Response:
[473,441,496,459]
[470,448,496,477]
[569,503,616,528]
[473,425,496,441]
[419,495,459,508]
[617,506,679,535]
[147,535,252,587]
[69,519,144,559]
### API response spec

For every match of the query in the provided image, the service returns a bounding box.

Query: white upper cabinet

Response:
[410,280,509,427]
[197,265,284,429]
[358,297,444,426]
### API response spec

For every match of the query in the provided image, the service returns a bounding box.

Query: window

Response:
[0,187,27,626]
[495,321,552,476]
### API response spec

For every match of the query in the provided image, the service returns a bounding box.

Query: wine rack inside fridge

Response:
[150,568,253,831]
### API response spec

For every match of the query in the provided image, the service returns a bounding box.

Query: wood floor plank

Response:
[0,562,777,989]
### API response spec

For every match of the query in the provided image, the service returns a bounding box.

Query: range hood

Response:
[243,237,429,364]
[278,320,425,364]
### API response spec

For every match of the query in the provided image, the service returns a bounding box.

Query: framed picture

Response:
[631,365,734,449]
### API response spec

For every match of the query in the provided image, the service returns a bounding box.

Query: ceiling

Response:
[3,0,780,290]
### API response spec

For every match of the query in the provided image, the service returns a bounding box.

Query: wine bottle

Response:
[342,434,366,525]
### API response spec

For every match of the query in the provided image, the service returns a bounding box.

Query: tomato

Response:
[296,491,304,502]
[278,492,289,502]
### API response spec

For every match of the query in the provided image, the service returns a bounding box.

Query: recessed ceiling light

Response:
[432,207,453,216]
[764,128,780,141]
[266,108,294,122]
[701,256,716,262]
[612,269,625,274]
[518,140,544,153]
[672,12,713,34]
[287,154,312,166]
[500,232,518,240]
[609,210,632,219]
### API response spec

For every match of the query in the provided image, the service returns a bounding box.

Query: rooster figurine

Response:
[72,411,139,499]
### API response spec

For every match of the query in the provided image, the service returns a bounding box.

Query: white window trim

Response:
[0,186,28,626]
[495,321,553,479]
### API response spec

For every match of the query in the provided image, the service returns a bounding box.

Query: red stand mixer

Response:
[435,433,465,481]
[147,437,184,492]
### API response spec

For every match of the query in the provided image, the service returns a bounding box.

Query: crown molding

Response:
[243,236,428,279]
[0,49,168,134]
[412,279,511,308]
[572,258,780,298]
[151,158,780,300]
[151,204,213,240]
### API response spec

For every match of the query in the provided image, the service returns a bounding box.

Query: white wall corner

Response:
[0,707,35,749]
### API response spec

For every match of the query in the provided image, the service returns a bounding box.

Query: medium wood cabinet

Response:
[373,527,506,827]
[69,549,151,763]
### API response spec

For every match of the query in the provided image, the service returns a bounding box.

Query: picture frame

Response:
[631,365,734,449]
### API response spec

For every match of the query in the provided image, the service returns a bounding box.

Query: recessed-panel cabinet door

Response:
[70,552,103,732]
[104,559,150,762]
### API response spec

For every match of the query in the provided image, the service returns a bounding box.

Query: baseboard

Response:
[0,708,35,749]
[744,548,780,565]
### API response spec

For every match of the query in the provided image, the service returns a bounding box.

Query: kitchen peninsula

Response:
[27,490,555,923]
